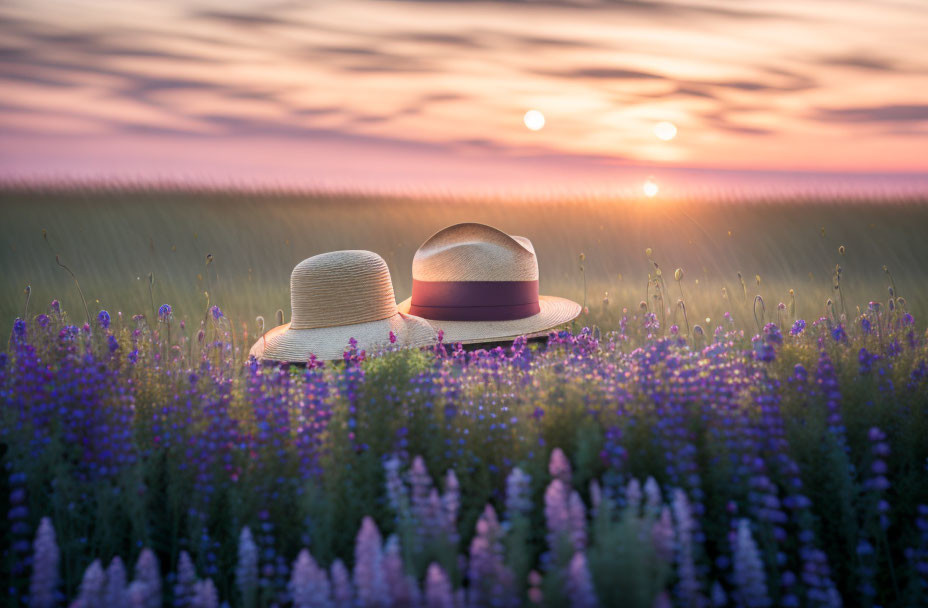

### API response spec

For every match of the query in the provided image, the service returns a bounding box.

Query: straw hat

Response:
[396,223,581,344]
[250,250,436,362]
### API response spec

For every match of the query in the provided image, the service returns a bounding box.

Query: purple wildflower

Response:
[353,516,388,608]
[424,563,454,608]
[505,467,533,521]
[74,559,106,608]
[29,517,59,608]
[289,548,333,608]
[236,527,258,608]
[97,309,111,329]
[566,552,599,608]
[159,304,172,320]
[733,519,770,607]
[330,559,353,607]
[210,305,223,320]
[133,548,161,608]
[174,551,197,608]
[790,319,806,336]
[192,579,218,608]
[104,557,128,607]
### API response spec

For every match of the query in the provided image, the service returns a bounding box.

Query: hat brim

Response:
[396,294,581,345]
[249,312,437,362]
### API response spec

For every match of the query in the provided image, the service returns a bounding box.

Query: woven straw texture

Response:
[412,223,539,281]
[250,250,437,362]
[399,223,581,344]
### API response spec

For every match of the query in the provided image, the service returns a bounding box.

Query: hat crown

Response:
[290,250,397,329]
[412,223,539,282]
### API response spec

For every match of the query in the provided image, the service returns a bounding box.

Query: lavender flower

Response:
[505,467,533,521]
[175,551,197,608]
[566,552,599,608]
[424,563,454,608]
[97,310,111,329]
[353,516,388,607]
[289,549,333,608]
[104,557,129,607]
[330,559,354,607]
[733,519,770,608]
[383,535,417,607]
[236,527,258,608]
[467,505,516,607]
[134,548,162,608]
[73,559,105,608]
[191,579,218,608]
[671,490,704,607]
[30,517,59,608]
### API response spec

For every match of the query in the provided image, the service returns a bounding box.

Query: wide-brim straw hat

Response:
[250,250,436,362]
[397,223,581,344]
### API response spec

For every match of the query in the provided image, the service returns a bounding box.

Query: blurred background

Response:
[1,0,927,196]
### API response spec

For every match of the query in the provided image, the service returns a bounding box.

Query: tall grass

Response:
[2,187,928,339]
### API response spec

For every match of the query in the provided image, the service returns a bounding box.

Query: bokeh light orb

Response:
[643,179,659,198]
[523,110,545,131]
[653,121,677,141]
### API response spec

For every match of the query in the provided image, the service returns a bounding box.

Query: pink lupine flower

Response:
[549,447,572,483]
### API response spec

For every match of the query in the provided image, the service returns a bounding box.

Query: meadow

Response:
[2,187,928,608]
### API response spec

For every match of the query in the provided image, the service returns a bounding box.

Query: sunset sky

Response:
[1,0,927,195]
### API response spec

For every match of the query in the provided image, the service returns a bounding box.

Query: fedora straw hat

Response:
[396,223,581,344]
[250,250,436,362]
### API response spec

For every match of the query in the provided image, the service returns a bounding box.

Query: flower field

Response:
[3,291,928,607]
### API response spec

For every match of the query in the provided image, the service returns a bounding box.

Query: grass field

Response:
[3,187,928,341]
[3,187,928,607]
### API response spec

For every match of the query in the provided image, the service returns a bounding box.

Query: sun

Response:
[643,179,659,198]
[523,110,545,131]
[653,121,677,141]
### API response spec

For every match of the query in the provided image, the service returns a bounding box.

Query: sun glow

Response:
[523,110,545,131]
[654,121,678,141]
[643,179,659,198]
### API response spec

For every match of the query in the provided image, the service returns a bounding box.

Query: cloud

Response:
[390,0,786,20]
[190,10,291,27]
[820,54,897,72]
[538,66,664,80]
[813,104,928,123]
